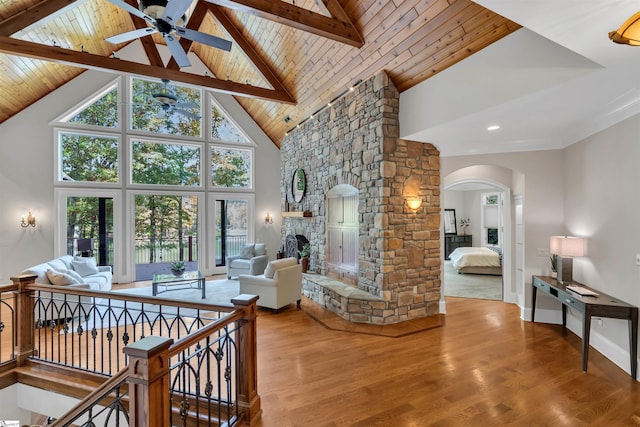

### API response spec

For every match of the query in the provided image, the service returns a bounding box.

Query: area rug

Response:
[112,279,241,305]
[80,280,242,329]
[443,261,503,301]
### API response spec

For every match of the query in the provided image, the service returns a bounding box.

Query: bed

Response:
[449,246,502,275]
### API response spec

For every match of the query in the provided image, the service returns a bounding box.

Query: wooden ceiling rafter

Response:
[0,0,78,37]
[206,3,293,98]
[0,35,296,103]
[204,0,364,47]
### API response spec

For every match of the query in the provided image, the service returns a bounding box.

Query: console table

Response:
[532,275,638,378]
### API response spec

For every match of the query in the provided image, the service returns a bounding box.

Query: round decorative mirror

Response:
[292,168,306,202]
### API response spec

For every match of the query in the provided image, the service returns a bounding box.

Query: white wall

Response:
[0,69,281,281]
[563,113,640,373]
[442,150,565,310]
[442,114,640,377]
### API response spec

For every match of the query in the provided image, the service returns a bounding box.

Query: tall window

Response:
[53,76,256,281]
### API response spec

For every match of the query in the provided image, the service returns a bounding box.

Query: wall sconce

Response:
[405,197,422,210]
[550,235,585,284]
[21,211,36,228]
[265,211,273,225]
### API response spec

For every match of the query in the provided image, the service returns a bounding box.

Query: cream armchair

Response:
[226,243,269,279]
[238,257,302,312]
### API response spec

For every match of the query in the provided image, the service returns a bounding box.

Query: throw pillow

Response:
[239,244,255,260]
[62,268,85,283]
[254,243,267,256]
[264,257,298,279]
[45,269,79,286]
[71,256,99,277]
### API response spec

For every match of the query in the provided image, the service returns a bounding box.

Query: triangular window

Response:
[58,81,120,129]
[210,98,250,143]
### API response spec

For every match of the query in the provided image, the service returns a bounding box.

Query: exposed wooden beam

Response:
[0,36,296,104]
[206,4,293,100]
[205,0,364,47]
[0,0,78,36]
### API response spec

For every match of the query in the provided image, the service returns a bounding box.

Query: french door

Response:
[209,194,254,274]
[55,189,121,278]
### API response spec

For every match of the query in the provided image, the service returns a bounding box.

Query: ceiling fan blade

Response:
[174,108,202,121]
[163,0,193,25]
[174,101,199,109]
[107,0,155,25]
[106,27,157,44]
[164,34,191,67]
[175,27,232,52]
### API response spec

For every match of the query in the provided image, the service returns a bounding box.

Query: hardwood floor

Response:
[254,297,640,426]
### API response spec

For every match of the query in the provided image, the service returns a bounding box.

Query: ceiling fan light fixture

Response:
[609,10,640,45]
[139,0,187,25]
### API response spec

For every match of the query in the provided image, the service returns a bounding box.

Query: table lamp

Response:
[550,236,584,284]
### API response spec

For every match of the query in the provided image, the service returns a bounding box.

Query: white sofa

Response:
[21,255,113,322]
[226,243,269,279]
[238,257,302,311]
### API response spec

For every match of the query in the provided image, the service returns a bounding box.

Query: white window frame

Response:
[54,188,123,281]
[207,193,255,275]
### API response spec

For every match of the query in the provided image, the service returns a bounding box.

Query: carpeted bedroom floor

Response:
[443,260,503,301]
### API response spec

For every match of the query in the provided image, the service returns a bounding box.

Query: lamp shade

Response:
[550,236,584,257]
[609,11,640,45]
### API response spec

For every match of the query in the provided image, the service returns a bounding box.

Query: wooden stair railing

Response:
[8,274,261,426]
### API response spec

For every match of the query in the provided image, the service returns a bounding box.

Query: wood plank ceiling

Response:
[0,0,519,147]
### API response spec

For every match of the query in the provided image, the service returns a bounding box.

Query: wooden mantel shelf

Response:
[281,211,313,218]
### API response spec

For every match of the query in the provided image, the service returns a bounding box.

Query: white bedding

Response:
[449,246,502,270]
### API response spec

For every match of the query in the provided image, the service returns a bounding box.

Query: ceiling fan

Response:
[149,79,201,120]
[106,0,232,68]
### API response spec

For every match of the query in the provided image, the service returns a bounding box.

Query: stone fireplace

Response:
[280,71,441,324]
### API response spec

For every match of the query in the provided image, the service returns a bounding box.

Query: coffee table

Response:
[152,270,206,299]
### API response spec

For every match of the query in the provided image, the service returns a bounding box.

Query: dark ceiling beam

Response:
[205,0,364,47]
[0,0,78,36]
[206,4,293,99]
[0,36,296,104]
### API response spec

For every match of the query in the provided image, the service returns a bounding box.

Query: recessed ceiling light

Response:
[487,125,500,131]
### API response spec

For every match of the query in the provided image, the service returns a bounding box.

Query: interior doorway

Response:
[442,176,514,305]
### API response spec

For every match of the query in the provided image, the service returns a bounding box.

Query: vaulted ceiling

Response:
[0,0,518,146]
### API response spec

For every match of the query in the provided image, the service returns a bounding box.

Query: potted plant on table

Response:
[298,243,311,273]
[550,254,558,279]
[171,260,185,276]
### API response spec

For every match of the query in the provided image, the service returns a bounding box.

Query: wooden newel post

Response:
[124,336,174,427]
[10,274,36,366]
[232,294,262,425]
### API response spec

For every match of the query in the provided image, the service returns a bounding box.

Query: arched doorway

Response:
[441,164,520,311]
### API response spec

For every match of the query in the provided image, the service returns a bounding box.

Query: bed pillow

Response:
[485,245,503,263]
[45,269,80,286]
[71,256,99,277]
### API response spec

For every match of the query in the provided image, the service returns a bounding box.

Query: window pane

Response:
[65,196,114,266]
[134,194,199,280]
[66,88,119,128]
[60,132,118,183]
[211,147,252,188]
[132,140,200,186]
[211,101,249,143]
[130,78,201,137]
